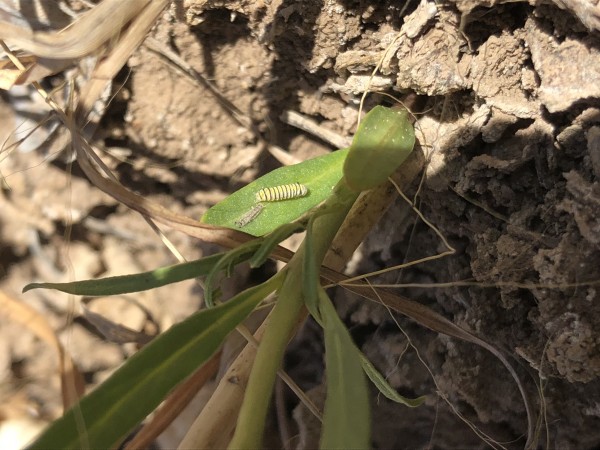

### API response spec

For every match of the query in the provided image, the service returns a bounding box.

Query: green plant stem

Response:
[228,182,359,449]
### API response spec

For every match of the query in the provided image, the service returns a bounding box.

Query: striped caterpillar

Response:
[255,182,308,202]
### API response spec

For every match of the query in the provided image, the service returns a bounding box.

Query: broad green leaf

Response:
[23,252,227,296]
[344,106,415,192]
[358,353,427,407]
[319,288,370,450]
[27,276,282,450]
[201,148,348,236]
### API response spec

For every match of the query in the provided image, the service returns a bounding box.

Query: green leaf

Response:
[319,288,370,450]
[358,353,427,407]
[27,276,282,450]
[201,148,348,236]
[344,106,415,192]
[302,217,321,321]
[23,253,227,296]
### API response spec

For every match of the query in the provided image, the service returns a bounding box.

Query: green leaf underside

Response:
[201,148,348,236]
[23,252,226,296]
[27,280,276,450]
[344,106,415,192]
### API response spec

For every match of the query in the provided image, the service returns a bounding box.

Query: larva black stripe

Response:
[255,182,308,202]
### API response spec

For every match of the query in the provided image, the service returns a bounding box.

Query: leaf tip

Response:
[22,283,39,293]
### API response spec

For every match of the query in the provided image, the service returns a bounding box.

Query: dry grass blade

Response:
[0,0,151,59]
[81,303,154,345]
[71,133,290,254]
[0,1,168,105]
[0,290,84,411]
[76,1,170,120]
[0,7,278,258]
[15,0,287,259]
[280,110,351,149]
[0,52,37,89]
[178,321,267,449]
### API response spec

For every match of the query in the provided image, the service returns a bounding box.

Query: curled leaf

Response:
[344,106,415,192]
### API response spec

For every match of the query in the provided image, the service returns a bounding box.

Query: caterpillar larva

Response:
[235,203,265,227]
[255,182,308,202]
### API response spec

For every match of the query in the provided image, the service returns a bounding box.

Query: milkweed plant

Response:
[24,106,422,449]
